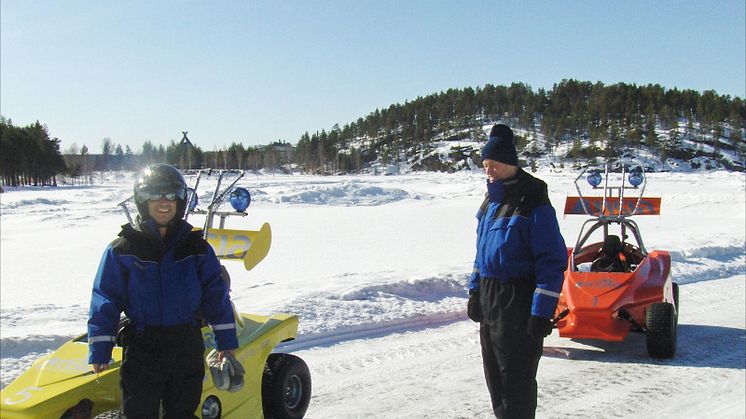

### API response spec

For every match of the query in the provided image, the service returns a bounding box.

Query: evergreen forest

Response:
[1,80,744,187]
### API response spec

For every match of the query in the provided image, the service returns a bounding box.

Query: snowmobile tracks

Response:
[279,310,467,353]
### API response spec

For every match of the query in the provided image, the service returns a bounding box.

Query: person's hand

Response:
[217,349,237,362]
[92,363,109,373]
[527,316,553,338]
[467,290,482,323]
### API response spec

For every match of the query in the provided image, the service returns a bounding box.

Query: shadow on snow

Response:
[543,323,745,370]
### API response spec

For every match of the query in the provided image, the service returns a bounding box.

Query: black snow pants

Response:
[120,324,205,419]
[478,277,543,419]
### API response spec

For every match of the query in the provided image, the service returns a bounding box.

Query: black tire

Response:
[646,302,677,358]
[262,354,311,419]
[672,282,680,313]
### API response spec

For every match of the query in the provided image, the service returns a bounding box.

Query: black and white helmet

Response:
[133,164,188,222]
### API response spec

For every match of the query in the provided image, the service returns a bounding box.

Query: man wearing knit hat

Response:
[467,124,567,418]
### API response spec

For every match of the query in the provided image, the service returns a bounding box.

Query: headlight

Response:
[586,171,602,187]
[628,167,644,187]
[229,187,251,212]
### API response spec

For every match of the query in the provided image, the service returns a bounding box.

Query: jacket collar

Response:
[487,168,527,203]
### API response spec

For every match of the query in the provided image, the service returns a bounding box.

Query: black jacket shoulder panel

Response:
[496,170,552,220]
[173,230,211,261]
[111,222,210,263]
[521,174,551,210]
[111,224,162,263]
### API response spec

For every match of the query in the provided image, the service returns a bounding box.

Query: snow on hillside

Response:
[1,168,744,418]
[394,121,743,174]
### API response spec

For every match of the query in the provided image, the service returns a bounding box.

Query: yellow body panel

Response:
[0,312,298,419]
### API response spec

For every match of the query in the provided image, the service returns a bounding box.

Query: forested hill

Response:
[2,79,745,187]
[294,79,745,173]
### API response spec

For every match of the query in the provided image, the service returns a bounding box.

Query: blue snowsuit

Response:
[469,168,567,418]
[88,218,238,417]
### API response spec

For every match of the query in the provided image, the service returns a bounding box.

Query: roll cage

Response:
[567,165,660,271]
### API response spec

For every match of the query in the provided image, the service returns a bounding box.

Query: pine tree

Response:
[101,138,113,171]
[115,144,124,170]
[667,119,681,156]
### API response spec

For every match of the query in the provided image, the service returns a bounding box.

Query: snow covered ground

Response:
[1,168,744,418]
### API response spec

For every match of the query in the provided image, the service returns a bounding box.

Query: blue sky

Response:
[2,1,744,153]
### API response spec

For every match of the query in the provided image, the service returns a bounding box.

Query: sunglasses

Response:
[136,189,186,203]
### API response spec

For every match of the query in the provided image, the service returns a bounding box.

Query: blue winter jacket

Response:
[469,169,568,319]
[88,219,238,364]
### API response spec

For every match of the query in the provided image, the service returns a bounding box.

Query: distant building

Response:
[270,143,294,163]
[177,131,199,170]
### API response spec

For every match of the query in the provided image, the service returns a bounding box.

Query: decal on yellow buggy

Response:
[204,223,272,271]
[4,387,43,405]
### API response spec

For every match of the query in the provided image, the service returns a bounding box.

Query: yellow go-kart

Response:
[1,169,311,419]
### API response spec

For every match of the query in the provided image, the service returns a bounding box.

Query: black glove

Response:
[467,290,482,323]
[527,316,553,338]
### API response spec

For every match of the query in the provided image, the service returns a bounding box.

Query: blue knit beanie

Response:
[481,124,517,166]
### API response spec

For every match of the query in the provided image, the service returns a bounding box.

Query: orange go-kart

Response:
[553,165,678,358]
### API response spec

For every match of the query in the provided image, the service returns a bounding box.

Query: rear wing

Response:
[564,196,661,216]
[203,223,272,271]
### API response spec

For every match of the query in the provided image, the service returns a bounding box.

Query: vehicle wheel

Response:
[201,395,222,419]
[672,282,680,312]
[646,302,677,358]
[262,353,311,419]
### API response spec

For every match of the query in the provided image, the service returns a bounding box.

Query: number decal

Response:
[4,387,43,405]
[206,232,252,259]
[226,235,251,259]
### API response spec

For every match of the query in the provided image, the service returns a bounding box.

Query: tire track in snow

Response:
[278,311,467,354]
[300,321,490,419]
[298,276,745,418]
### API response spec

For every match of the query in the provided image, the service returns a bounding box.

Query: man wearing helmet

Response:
[87,164,238,418]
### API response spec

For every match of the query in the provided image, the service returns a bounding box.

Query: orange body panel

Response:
[564,196,662,216]
[555,246,673,341]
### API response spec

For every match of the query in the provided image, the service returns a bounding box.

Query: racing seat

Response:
[590,235,629,272]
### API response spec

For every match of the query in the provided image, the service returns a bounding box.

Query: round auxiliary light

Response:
[229,187,251,212]
[628,167,644,187]
[188,188,198,211]
[586,170,602,187]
